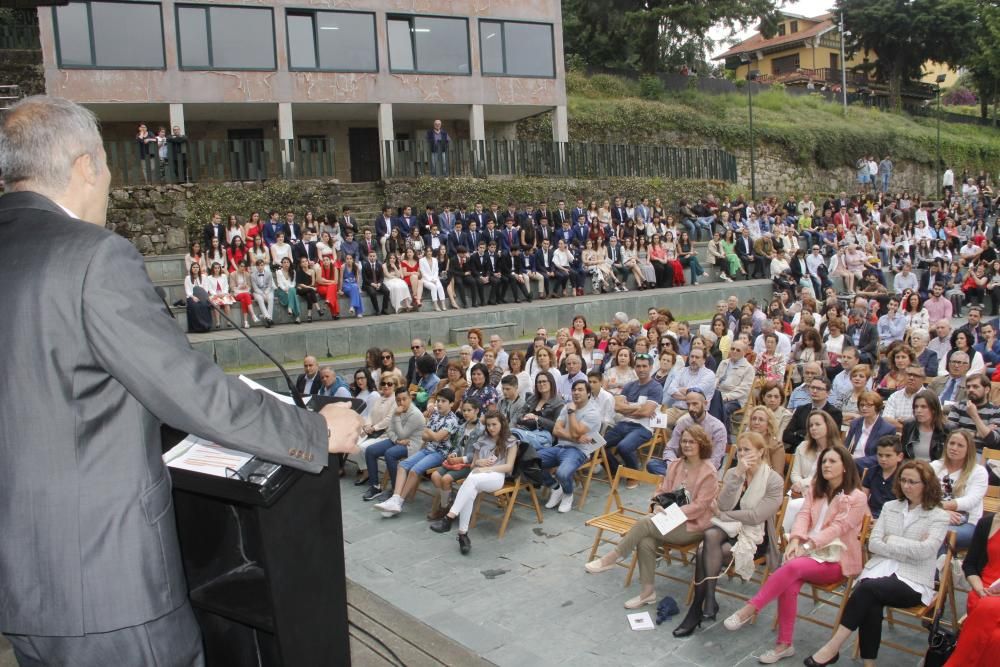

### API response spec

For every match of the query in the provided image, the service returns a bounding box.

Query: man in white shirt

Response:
[805,245,826,281]
[556,354,587,402]
[752,318,791,357]
[295,355,320,395]
[551,239,573,298]
[488,334,509,371]
[588,370,616,429]
[892,261,918,294]
[943,167,955,195]
[928,320,953,363]
[882,365,926,430]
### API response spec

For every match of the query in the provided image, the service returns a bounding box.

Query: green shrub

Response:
[638,75,665,101]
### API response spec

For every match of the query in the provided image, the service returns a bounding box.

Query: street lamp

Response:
[740,54,759,200]
[839,13,850,115]
[936,73,947,185]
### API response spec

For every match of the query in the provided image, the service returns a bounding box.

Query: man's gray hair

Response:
[0,96,103,193]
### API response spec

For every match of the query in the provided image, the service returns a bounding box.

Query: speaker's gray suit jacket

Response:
[0,191,328,637]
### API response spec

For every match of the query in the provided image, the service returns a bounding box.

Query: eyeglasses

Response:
[808,385,827,392]
[899,478,923,486]
[411,345,422,350]
[380,382,394,387]
[382,355,392,360]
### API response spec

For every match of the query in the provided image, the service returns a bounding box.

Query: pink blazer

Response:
[791,487,869,576]
[656,459,719,533]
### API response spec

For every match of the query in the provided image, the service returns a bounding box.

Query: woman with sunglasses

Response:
[378,349,405,388]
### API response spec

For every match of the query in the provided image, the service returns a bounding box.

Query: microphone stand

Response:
[195,287,307,410]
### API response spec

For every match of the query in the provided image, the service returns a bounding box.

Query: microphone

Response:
[193,286,307,410]
[154,286,176,319]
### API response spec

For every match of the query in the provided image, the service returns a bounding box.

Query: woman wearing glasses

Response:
[804,460,948,667]
[378,349,405,388]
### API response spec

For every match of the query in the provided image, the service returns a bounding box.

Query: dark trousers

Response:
[7,602,204,667]
[504,276,531,302]
[362,283,390,313]
[839,575,921,660]
[547,270,568,295]
[453,275,478,307]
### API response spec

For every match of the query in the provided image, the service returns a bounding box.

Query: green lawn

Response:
[519,72,1000,171]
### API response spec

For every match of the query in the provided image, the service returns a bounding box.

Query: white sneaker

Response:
[558,494,575,513]
[545,487,564,509]
[374,495,403,514]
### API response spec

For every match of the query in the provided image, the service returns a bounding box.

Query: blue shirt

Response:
[877,313,907,345]
[620,378,663,429]
[863,467,898,518]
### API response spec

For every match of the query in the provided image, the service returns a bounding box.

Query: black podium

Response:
[164,426,350,667]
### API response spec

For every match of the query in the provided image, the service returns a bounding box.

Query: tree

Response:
[837,0,977,110]
[562,0,779,75]
[963,2,1000,121]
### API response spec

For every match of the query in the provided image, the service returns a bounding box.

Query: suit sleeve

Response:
[82,235,328,471]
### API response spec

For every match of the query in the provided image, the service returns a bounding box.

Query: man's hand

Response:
[320,403,364,455]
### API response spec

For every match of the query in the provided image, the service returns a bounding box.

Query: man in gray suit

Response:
[0,97,364,665]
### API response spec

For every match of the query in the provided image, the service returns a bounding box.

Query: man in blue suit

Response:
[571,216,590,248]
[396,205,415,237]
[374,205,395,255]
[500,218,520,252]
[262,210,283,247]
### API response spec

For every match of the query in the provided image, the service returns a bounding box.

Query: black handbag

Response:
[650,489,688,513]
[924,610,956,667]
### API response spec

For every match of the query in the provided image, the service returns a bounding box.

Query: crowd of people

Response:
[295,275,999,662]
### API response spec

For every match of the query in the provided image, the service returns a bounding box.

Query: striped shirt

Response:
[944,401,1000,452]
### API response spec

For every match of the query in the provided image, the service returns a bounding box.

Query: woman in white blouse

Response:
[603,347,638,395]
[770,249,791,279]
[419,247,446,311]
[931,429,988,549]
[806,459,949,666]
[783,411,843,535]
[273,256,302,324]
[204,262,233,329]
[269,231,293,267]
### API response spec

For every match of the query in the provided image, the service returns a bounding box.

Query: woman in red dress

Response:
[226,235,246,273]
[315,254,341,320]
[400,247,423,309]
[946,512,1000,665]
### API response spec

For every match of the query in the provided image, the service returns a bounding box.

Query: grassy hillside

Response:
[519,72,1000,172]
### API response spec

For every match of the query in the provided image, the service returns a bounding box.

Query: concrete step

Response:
[185,278,776,371]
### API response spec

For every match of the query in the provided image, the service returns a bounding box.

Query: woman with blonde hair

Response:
[672,432,783,637]
[738,405,785,473]
[931,429,988,549]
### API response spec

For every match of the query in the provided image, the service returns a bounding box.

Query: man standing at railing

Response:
[427,119,449,177]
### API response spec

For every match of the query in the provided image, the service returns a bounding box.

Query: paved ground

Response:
[340,467,948,667]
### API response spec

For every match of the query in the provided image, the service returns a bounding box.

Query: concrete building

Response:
[37,0,567,181]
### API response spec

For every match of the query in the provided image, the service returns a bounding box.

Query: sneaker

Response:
[545,486,565,509]
[458,532,472,555]
[557,494,575,513]
[374,495,403,514]
[361,486,382,501]
[372,488,392,503]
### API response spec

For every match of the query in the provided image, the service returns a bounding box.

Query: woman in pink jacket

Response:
[584,425,719,609]
[722,444,869,664]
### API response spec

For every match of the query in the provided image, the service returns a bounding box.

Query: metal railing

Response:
[383,139,738,182]
[0,24,40,50]
[0,84,20,110]
[105,137,336,185]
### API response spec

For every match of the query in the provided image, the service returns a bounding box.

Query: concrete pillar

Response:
[377,103,395,179]
[552,105,569,142]
[469,104,485,176]
[552,105,569,175]
[169,103,185,134]
[278,102,294,176]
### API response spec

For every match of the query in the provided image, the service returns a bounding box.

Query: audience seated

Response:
[948,511,1000,666]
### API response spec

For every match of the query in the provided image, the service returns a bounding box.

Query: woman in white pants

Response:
[419,247,447,311]
[429,410,518,554]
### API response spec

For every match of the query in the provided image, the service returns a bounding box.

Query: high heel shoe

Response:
[803,652,838,667]
[702,601,719,621]
[672,610,702,638]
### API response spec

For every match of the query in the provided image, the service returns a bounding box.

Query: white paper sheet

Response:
[650,503,687,536]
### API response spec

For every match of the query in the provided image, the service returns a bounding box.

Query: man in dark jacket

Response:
[846,307,879,365]
[782,376,843,452]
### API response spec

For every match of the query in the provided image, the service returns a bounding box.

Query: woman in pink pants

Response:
[722,445,869,665]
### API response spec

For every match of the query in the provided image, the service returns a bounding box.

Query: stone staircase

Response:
[335,182,385,227]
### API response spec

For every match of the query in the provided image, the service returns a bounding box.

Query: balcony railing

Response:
[384,139,738,182]
[105,137,336,185]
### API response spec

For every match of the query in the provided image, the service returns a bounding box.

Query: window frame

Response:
[175,2,277,72]
[385,13,471,77]
[478,18,556,79]
[284,7,378,73]
[52,0,166,70]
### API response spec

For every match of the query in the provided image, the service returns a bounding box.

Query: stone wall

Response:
[732,147,937,196]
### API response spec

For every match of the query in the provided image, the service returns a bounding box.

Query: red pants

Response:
[316,284,340,315]
[946,594,1000,666]
[233,292,253,314]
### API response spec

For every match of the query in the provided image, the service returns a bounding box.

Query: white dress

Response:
[383,269,412,312]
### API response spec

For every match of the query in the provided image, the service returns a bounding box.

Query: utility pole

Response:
[839,12,848,115]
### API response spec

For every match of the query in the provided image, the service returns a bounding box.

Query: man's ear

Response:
[74,152,99,185]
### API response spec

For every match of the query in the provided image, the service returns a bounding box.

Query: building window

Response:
[53,1,164,69]
[176,4,275,70]
[386,15,469,75]
[776,23,786,37]
[789,20,799,33]
[479,20,555,78]
[771,53,800,75]
[286,10,377,72]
